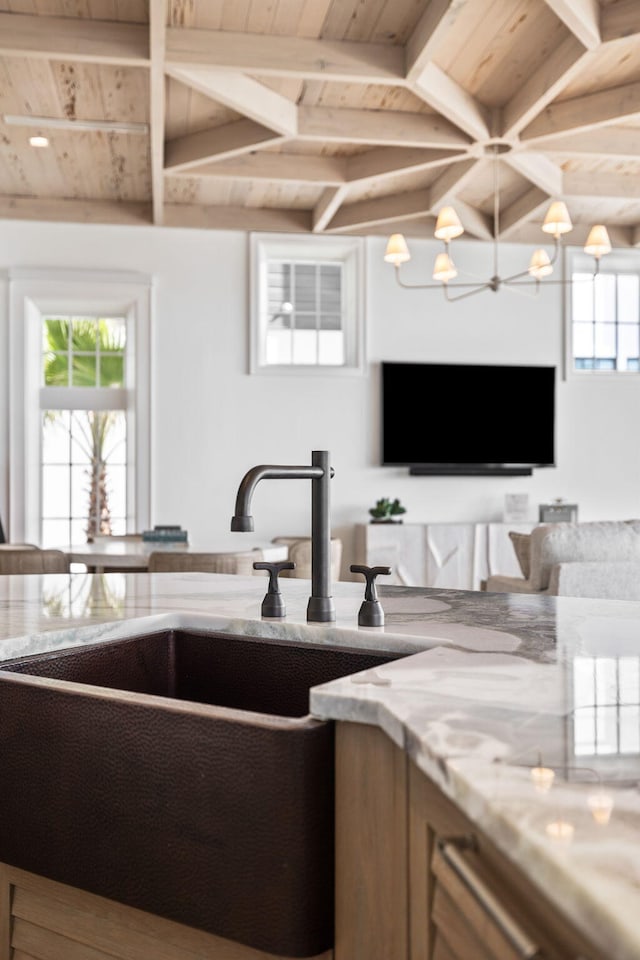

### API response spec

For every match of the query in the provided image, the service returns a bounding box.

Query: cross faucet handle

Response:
[253,560,296,618]
[350,564,392,626]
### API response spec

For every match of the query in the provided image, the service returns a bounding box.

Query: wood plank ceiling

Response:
[0,0,639,246]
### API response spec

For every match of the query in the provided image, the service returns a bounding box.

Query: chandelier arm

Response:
[506,277,592,286]
[501,281,542,299]
[548,237,561,267]
[493,146,499,279]
[444,282,494,302]
[393,267,490,291]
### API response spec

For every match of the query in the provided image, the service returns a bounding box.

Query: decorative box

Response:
[142,525,188,542]
[504,493,529,523]
[538,501,578,523]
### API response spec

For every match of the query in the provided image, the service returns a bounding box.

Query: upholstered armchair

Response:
[484,520,640,600]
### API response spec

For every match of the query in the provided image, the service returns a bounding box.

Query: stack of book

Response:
[142,525,188,543]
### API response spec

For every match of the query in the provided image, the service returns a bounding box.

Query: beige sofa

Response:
[484,520,640,600]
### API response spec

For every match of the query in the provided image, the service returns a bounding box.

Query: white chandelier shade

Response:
[384,149,612,302]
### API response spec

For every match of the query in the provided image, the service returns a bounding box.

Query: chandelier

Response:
[383,145,611,303]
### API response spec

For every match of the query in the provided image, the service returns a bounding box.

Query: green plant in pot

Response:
[369,497,407,523]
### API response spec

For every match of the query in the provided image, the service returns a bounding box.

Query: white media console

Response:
[354,521,535,591]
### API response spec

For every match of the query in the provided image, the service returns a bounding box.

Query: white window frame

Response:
[249,232,365,376]
[564,246,640,380]
[8,268,152,544]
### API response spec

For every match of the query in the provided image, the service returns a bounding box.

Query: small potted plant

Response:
[369,497,407,524]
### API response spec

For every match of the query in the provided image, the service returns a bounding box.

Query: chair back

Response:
[0,549,70,574]
[88,533,143,542]
[147,550,262,574]
[0,544,39,551]
[272,537,343,581]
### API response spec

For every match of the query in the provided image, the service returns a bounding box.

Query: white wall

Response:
[2,218,640,578]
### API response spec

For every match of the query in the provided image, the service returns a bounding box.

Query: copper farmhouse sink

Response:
[0,629,401,958]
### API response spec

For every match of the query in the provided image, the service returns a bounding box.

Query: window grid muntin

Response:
[40,313,129,545]
[251,233,364,376]
[571,266,640,373]
[40,409,128,545]
[572,655,640,757]
[264,257,345,367]
[42,315,126,388]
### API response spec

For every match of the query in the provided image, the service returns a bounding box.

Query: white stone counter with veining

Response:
[1,570,640,959]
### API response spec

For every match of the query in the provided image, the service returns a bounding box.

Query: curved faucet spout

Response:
[231,465,324,532]
[230,451,336,623]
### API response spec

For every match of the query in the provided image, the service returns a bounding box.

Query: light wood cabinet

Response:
[335,720,602,960]
[0,861,332,960]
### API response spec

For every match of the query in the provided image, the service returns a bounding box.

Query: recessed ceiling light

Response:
[29,135,49,148]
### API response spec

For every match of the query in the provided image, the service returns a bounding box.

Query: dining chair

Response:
[0,549,70,574]
[147,550,264,575]
[88,533,144,542]
[271,537,343,581]
[0,544,39,551]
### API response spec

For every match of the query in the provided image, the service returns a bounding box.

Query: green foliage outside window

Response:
[43,317,126,540]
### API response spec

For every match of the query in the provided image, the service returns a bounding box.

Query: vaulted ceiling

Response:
[1,0,640,246]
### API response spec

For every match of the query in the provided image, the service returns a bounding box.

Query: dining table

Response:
[59,538,289,575]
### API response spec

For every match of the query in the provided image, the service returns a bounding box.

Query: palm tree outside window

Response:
[41,316,127,545]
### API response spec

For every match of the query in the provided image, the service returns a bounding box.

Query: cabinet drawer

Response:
[432,837,544,960]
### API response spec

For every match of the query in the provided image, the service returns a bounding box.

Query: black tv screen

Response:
[381,361,556,476]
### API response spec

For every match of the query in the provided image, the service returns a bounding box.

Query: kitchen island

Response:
[0,569,638,959]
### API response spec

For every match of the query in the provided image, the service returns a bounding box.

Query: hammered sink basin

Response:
[0,629,400,958]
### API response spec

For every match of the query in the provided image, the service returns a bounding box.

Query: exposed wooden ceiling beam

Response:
[149,0,166,226]
[428,158,481,211]
[166,27,404,84]
[521,79,640,142]
[600,0,640,43]
[312,187,349,232]
[0,11,148,65]
[0,195,150,225]
[345,147,468,184]
[504,152,564,197]
[541,0,600,49]
[405,0,472,82]
[164,120,286,173]
[445,197,493,240]
[175,153,347,184]
[339,216,435,239]
[498,187,551,238]
[2,115,148,134]
[326,189,431,233]
[564,171,640,200]
[532,126,640,160]
[501,36,590,138]
[164,204,312,232]
[166,68,298,136]
[411,62,491,140]
[297,106,470,149]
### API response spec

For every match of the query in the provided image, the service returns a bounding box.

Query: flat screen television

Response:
[381,361,556,476]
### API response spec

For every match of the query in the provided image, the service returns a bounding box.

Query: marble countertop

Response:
[1,569,639,959]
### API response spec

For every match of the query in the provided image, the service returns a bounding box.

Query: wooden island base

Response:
[0,863,332,960]
[0,721,608,960]
[334,720,604,960]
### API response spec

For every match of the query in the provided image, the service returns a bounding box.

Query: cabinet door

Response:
[354,523,479,589]
[431,838,542,960]
[408,762,601,960]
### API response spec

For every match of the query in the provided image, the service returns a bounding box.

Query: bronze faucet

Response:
[231,450,335,623]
